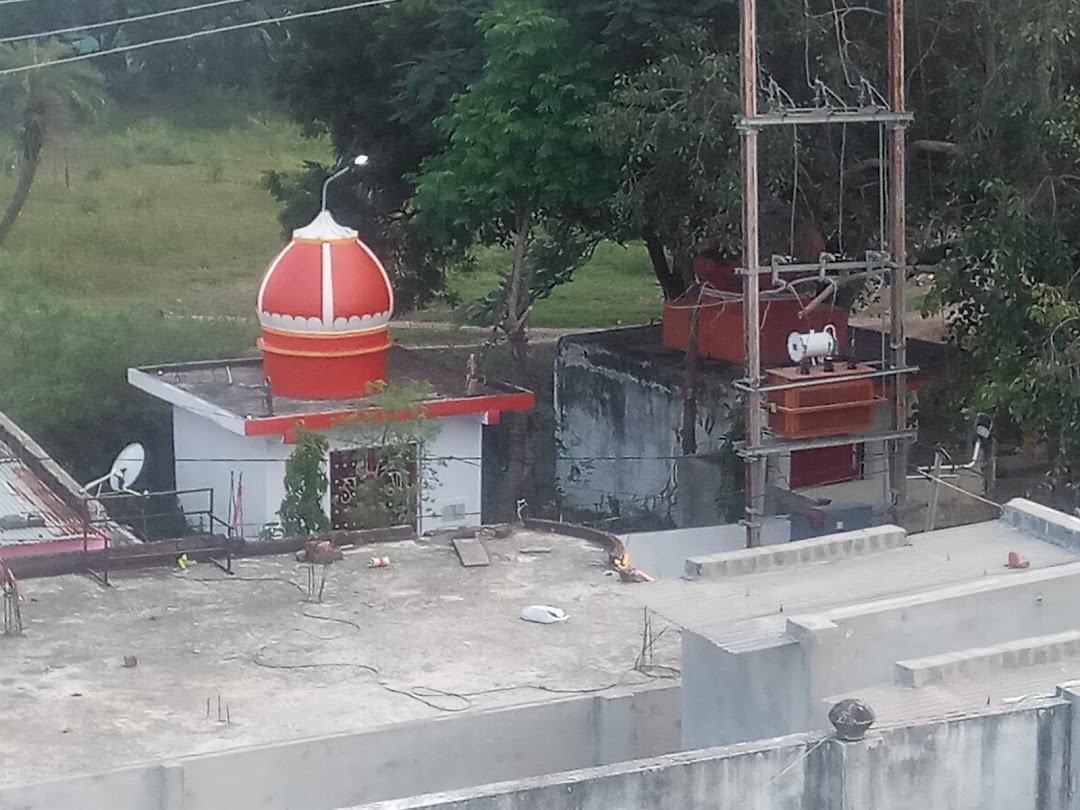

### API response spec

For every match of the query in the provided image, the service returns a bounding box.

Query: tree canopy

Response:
[270,0,1080,504]
[410,0,614,354]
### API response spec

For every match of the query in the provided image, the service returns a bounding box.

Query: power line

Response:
[0,0,48,6]
[0,0,401,76]
[1,0,255,46]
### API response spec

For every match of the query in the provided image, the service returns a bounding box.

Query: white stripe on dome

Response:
[293,209,358,241]
[355,237,395,316]
[321,242,334,324]
[256,243,291,313]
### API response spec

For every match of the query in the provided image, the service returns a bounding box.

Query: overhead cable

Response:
[0,0,401,76]
[1,0,254,45]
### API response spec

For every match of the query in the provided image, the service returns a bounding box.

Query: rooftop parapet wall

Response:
[1003,498,1080,550]
[684,524,907,578]
[895,629,1080,688]
[349,702,1070,810]
[0,684,681,810]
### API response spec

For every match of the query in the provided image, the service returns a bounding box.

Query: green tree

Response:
[279,429,330,535]
[0,42,106,245]
[595,35,742,299]
[907,2,1080,502]
[410,0,615,361]
[270,0,733,309]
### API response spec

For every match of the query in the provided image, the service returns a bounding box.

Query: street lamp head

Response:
[321,155,371,211]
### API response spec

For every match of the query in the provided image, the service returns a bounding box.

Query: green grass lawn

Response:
[445,241,663,328]
[0,95,332,319]
[0,96,663,329]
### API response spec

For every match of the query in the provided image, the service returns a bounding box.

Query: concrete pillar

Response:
[1058,685,1080,809]
[160,762,185,810]
[786,615,843,732]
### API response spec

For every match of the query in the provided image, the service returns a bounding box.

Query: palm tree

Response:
[0,42,106,245]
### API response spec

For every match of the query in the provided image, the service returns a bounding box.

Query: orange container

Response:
[662,295,849,366]
[766,364,882,439]
[769,399,883,439]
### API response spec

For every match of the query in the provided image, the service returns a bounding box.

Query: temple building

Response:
[129,207,533,536]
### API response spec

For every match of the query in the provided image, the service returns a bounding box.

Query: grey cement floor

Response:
[0,531,678,785]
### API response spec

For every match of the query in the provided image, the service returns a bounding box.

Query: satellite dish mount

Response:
[84,443,146,496]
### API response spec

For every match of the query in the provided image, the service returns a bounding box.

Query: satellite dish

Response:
[84,443,146,495]
[109,443,145,491]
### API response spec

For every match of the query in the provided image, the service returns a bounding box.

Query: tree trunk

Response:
[502,207,533,349]
[0,150,41,246]
[681,294,701,456]
[644,232,689,300]
[498,207,535,522]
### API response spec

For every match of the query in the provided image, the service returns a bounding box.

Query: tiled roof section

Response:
[0,413,101,549]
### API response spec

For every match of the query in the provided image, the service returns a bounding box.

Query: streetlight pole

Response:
[321,154,369,211]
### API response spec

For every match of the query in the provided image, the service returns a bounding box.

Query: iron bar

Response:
[737,256,893,276]
[737,428,918,458]
[739,109,913,128]
[740,0,766,548]
[887,0,910,522]
[731,365,920,394]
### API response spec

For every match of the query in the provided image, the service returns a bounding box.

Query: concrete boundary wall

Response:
[684,524,907,578]
[350,703,1071,810]
[895,630,1080,687]
[1004,498,1080,550]
[0,684,680,810]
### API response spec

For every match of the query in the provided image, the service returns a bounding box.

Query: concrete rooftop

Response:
[640,520,1078,652]
[0,531,677,786]
[129,348,527,421]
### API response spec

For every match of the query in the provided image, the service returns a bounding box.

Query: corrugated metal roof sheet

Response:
[0,438,90,547]
[638,522,1080,648]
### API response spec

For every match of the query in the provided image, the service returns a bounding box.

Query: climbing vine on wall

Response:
[279,428,330,535]
[339,382,443,529]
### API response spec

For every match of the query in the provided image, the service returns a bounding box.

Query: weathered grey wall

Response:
[554,334,739,526]
[840,706,1070,810]
[0,685,680,810]
[684,562,1080,747]
[352,703,1073,810]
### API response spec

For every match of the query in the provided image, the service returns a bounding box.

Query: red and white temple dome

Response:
[256,210,394,400]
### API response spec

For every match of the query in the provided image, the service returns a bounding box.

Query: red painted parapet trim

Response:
[244,391,535,439]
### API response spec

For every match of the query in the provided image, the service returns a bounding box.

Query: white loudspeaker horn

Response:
[787,324,838,365]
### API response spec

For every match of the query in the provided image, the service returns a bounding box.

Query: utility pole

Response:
[740,0,766,548]
[886,0,909,522]
[737,0,911,547]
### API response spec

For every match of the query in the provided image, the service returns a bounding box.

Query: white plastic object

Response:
[521,605,569,624]
[787,324,838,364]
